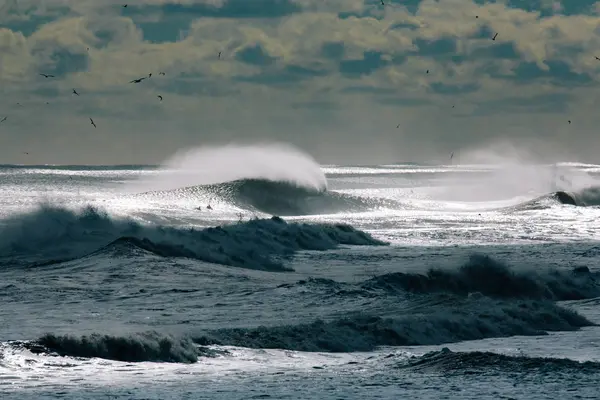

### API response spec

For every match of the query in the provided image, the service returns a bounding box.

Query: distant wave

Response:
[0,204,387,270]
[125,143,328,194]
[400,348,600,374]
[514,186,600,210]
[196,178,403,215]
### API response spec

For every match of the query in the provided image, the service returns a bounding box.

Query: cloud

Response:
[1,0,600,164]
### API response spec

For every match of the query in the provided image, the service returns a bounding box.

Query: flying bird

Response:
[159,72,165,75]
[157,95,163,101]
[130,77,146,83]
[218,52,221,59]
[123,4,127,7]
[396,124,400,128]
[492,32,498,41]
[90,118,96,128]
[148,73,152,78]
[568,120,571,124]
[450,152,454,160]
[381,0,384,4]
[39,73,54,78]
[72,89,79,96]
[0,116,6,123]
[595,56,600,61]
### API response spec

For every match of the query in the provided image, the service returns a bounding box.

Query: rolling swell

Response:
[0,204,387,270]
[195,298,593,352]
[400,347,600,374]
[201,178,404,216]
[361,254,600,301]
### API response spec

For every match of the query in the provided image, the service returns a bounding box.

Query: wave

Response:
[194,298,593,352]
[124,143,328,194]
[197,178,404,215]
[15,332,222,363]
[399,347,600,374]
[514,186,600,210]
[0,204,387,270]
[361,254,600,301]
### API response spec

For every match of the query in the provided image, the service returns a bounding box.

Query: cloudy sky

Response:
[1,0,600,165]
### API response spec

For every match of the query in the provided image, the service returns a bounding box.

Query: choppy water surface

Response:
[1,157,599,399]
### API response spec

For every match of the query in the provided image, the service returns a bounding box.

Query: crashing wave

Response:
[0,204,388,270]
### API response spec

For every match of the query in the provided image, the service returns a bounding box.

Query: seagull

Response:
[595,56,600,61]
[157,95,163,101]
[0,116,6,123]
[159,72,165,76]
[72,89,79,96]
[90,118,96,128]
[492,32,498,41]
[130,77,146,83]
[39,73,54,78]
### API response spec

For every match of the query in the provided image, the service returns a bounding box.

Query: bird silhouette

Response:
[595,56,600,61]
[123,4,127,7]
[159,72,165,75]
[492,32,498,40]
[39,73,54,78]
[157,95,163,101]
[0,116,6,123]
[218,52,221,59]
[148,73,152,78]
[130,77,146,83]
[90,118,96,128]
[72,89,79,96]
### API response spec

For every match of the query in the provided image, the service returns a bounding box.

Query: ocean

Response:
[1,146,599,399]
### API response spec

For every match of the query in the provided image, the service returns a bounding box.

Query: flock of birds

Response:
[1,4,597,132]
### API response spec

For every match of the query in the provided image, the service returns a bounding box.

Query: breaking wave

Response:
[0,204,387,270]
[400,347,600,373]
[194,298,593,352]
[186,178,403,215]
[361,254,600,301]
[515,186,600,210]
[17,332,220,363]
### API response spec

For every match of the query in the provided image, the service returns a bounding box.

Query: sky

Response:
[1,0,600,165]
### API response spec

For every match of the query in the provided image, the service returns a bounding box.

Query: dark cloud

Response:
[375,96,433,107]
[320,42,345,60]
[429,82,480,95]
[473,0,598,16]
[501,60,593,86]
[339,51,389,77]
[235,44,277,66]
[235,65,328,86]
[473,92,572,115]
[30,46,89,77]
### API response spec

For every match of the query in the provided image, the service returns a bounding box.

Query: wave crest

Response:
[361,254,600,301]
[194,299,593,352]
[0,204,387,270]
[400,348,600,373]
